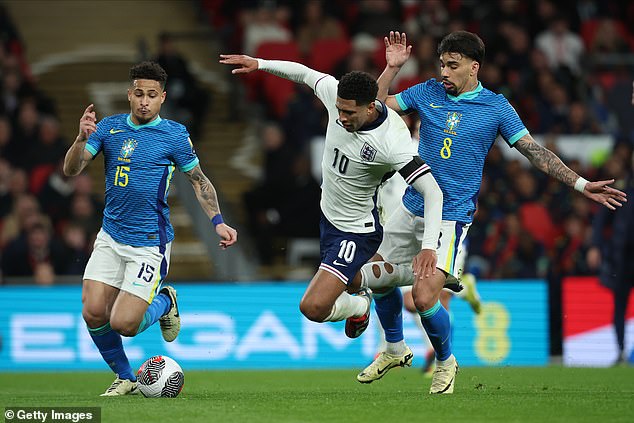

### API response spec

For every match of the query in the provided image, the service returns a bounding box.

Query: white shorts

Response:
[83,229,172,304]
[377,203,470,284]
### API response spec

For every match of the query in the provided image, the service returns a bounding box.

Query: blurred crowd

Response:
[0,5,101,284]
[203,0,634,283]
[1,0,634,292]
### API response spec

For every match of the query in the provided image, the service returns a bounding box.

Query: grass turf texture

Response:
[1,367,633,423]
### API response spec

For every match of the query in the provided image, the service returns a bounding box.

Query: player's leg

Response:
[414,221,469,394]
[356,205,419,383]
[81,230,138,396]
[115,241,178,341]
[452,240,482,314]
[300,216,381,336]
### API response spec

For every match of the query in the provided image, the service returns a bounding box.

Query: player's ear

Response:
[471,61,479,76]
[161,90,166,104]
[127,88,132,102]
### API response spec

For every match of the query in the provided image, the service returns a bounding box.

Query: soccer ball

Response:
[136,355,184,398]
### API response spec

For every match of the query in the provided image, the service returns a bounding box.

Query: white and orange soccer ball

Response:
[136,355,184,398]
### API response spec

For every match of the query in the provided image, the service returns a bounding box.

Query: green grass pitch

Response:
[1,367,633,423]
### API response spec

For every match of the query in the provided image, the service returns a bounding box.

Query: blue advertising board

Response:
[0,281,547,371]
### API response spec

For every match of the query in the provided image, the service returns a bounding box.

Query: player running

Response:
[219,54,443,342]
[354,31,626,394]
[64,61,237,396]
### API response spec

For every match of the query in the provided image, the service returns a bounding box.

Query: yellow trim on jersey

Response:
[165,164,175,197]
[444,229,457,274]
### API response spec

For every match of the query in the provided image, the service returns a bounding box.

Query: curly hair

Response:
[438,31,485,64]
[337,71,378,106]
[129,61,168,89]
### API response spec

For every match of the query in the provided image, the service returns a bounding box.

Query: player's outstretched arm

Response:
[185,164,238,249]
[515,134,627,210]
[219,54,326,88]
[377,31,411,113]
[63,104,96,176]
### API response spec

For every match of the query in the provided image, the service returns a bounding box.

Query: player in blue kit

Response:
[354,31,627,394]
[63,61,238,396]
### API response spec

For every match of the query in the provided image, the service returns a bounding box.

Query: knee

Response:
[412,292,436,313]
[109,316,140,337]
[299,298,329,322]
[82,306,108,329]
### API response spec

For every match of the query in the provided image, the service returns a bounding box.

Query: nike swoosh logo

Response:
[333,260,348,267]
[429,103,443,108]
[110,128,125,134]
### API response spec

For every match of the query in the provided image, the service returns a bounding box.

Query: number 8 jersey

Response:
[86,114,199,247]
[314,75,426,234]
[396,79,527,224]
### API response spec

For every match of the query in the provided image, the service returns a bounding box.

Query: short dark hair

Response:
[438,31,485,64]
[129,61,168,89]
[337,71,378,106]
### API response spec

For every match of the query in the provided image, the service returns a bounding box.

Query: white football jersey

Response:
[314,75,419,233]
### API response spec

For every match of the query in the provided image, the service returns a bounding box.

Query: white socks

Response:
[360,261,415,290]
[323,292,368,322]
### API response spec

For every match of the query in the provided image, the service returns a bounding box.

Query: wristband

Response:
[574,177,588,193]
[211,214,224,226]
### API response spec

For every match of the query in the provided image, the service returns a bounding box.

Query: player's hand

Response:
[582,179,627,210]
[384,31,412,69]
[216,223,238,249]
[412,249,437,279]
[219,54,259,74]
[78,104,96,142]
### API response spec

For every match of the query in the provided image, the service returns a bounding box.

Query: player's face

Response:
[128,79,166,125]
[439,52,479,96]
[335,98,374,132]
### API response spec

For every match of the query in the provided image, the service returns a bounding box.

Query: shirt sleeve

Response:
[85,121,106,157]
[313,75,339,110]
[394,80,429,114]
[172,128,199,172]
[497,95,529,146]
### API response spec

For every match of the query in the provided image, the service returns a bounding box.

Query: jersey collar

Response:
[447,81,483,102]
[358,100,388,131]
[126,114,163,129]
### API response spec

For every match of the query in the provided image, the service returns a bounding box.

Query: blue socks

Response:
[419,300,452,361]
[374,288,404,343]
[137,292,171,334]
[88,322,136,381]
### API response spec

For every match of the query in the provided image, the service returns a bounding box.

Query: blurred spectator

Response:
[27,115,66,170]
[61,222,90,275]
[0,167,29,226]
[587,150,634,365]
[1,218,69,282]
[332,33,379,79]
[10,99,40,171]
[155,32,210,139]
[353,0,402,37]
[589,18,631,54]
[0,159,11,219]
[535,14,585,76]
[0,193,46,248]
[240,2,292,55]
[295,0,344,55]
[38,159,75,228]
[69,193,102,237]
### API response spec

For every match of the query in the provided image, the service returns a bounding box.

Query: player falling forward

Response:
[219,53,443,343]
[64,61,237,396]
[353,31,626,394]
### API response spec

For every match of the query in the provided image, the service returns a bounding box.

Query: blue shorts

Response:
[318,214,383,285]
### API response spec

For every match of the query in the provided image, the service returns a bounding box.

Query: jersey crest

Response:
[360,142,377,162]
[444,111,462,135]
[119,138,138,161]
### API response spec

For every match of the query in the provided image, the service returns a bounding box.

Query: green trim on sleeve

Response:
[508,128,529,146]
[395,93,408,112]
[180,157,199,172]
[85,144,98,156]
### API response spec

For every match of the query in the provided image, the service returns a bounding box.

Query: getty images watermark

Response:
[4,407,100,423]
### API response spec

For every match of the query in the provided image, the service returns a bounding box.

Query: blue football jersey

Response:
[85,114,199,246]
[396,79,528,223]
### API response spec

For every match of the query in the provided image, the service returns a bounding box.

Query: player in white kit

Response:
[220,53,443,338]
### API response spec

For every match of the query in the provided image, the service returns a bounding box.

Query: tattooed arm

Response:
[185,164,238,248]
[514,134,627,210]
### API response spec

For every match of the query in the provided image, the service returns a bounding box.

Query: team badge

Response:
[445,112,462,134]
[360,142,377,161]
[119,138,138,159]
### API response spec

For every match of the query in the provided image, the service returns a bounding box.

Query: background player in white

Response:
[64,61,238,396]
[353,31,627,394]
[219,53,443,340]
